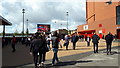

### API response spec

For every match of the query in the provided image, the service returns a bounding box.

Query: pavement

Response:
[0,38,2,68]
[15,46,120,68]
[1,39,120,68]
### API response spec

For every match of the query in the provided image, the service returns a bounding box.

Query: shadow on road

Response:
[103,51,120,55]
[45,60,93,68]
[58,48,91,51]
[110,51,120,55]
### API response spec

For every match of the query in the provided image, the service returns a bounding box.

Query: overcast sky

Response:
[0,0,86,33]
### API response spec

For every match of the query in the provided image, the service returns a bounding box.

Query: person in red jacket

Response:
[11,36,16,52]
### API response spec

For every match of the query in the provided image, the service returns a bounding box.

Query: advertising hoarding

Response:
[37,24,50,32]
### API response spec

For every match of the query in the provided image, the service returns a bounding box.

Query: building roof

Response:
[78,29,95,33]
[0,15,12,25]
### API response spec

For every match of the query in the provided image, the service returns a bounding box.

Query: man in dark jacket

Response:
[105,32,114,55]
[30,35,47,67]
[71,33,79,50]
[92,33,100,53]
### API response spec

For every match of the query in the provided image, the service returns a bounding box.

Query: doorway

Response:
[117,29,120,39]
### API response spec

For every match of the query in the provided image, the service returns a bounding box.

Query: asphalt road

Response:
[18,46,120,68]
[1,39,120,68]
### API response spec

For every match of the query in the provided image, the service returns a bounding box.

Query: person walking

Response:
[39,34,48,66]
[46,35,51,50]
[2,37,5,48]
[92,33,100,53]
[114,34,117,40]
[71,33,79,50]
[51,31,60,65]
[30,34,48,68]
[64,35,70,50]
[105,32,114,55]
[85,35,91,47]
[25,37,29,46]
[11,36,16,52]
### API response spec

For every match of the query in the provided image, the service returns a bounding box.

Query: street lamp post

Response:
[54,21,57,30]
[66,11,69,34]
[66,11,68,30]
[22,9,25,36]
[27,19,28,29]
[26,19,29,37]
[61,23,62,29]
[55,21,56,24]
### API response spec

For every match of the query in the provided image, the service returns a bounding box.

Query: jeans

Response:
[33,52,46,66]
[93,43,98,53]
[12,44,16,52]
[106,42,112,53]
[52,48,59,64]
[39,52,46,63]
[66,42,69,50]
[33,52,38,66]
[73,42,76,50]
[87,42,90,46]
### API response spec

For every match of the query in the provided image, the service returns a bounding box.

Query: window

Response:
[83,25,88,30]
[116,6,120,25]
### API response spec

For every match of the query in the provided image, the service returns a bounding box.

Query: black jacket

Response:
[105,34,113,43]
[71,35,79,43]
[51,36,59,48]
[92,34,100,43]
[30,39,47,53]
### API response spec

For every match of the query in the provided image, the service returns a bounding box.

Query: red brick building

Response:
[77,1,120,39]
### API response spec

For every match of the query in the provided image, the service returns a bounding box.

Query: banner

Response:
[37,24,50,32]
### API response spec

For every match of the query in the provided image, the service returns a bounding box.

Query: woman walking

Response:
[51,31,60,65]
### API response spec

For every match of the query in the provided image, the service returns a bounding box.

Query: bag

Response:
[45,45,51,52]
[45,46,49,52]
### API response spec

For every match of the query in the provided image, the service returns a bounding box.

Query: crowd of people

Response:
[29,31,115,68]
[2,31,115,68]
[29,31,63,68]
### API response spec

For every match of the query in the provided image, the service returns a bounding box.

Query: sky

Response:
[0,0,86,33]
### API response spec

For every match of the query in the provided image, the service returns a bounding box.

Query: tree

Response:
[26,28,29,36]
[14,29,19,36]
[21,31,24,36]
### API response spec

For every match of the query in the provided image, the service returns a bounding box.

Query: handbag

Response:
[45,45,51,52]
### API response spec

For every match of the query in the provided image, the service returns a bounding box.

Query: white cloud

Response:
[0,26,3,32]
[0,0,86,33]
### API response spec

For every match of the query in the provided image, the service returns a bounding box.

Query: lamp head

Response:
[106,0,112,5]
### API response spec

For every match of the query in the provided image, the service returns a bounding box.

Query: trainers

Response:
[41,62,44,66]
[52,64,55,66]
[56,61,62,64]
[38,64,40,67]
